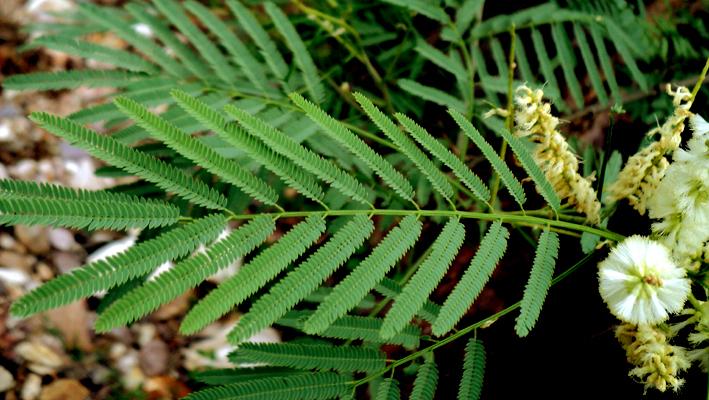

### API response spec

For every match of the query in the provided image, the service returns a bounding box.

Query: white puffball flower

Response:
[598,236,690,325]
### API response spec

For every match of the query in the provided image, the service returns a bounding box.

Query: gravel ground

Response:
[0,1,280,399]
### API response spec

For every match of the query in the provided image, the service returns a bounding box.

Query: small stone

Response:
[139,339,168,376]
[21,374,41,400]
[47,229,78,252]
[0,267,30,290]
[35,263,53,281]
[15,226,50,255]
[0,365,15,392]
[39,379,89,400]
[0,251,37,271]
[0,233,25,253]
[50,252,82,274]
[136,324,156,347]
[16,341,64,374]
[143,376,190,399]
[8,160,37,180]
[90,366,111,385]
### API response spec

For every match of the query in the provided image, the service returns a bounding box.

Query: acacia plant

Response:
[3,0,707,398]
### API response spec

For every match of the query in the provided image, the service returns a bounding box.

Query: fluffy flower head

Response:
[599,236,690,325]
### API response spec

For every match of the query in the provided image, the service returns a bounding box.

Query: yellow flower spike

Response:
[511,85,600,223]
[608,85,693,214]
[616,323,690,393]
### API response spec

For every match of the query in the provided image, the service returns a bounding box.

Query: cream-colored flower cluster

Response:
[608,85,693,214]
[598,236,692,391]
[512,85,601,223]
[616,323,690,392]
[647,114,709,271]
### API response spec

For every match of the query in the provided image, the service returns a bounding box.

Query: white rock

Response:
[65,158,111,190]
[147,261,173,281]
[0,365,14,392]
[0,267,31,286]
[136,324,156,347]
[87,234,137,264]
[16,341,63,374]
[0,122,13,141]
[132,23,153,37]
[48,229,78,251]
[26,0,73,13]
[8,160,37,180]
[21,374,41,400]
[114,349,144,390]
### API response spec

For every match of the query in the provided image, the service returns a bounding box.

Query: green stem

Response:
[226,208,624,241]
[351,251,596,387]
[690,56,709,102]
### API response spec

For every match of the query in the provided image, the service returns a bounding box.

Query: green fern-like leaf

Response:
[3,70,145,91]
[230,342,385,373]
[123,2,210,80]
[29,112,227,210]
[530,28,562,103]
[471,46,499,105]
[551,23,584,108]
[395,113,490,202]
[397,79,466,113]
[277,310,421,349]
[380,0,449,23]
[589,24,621,103]
[605,19,648,91]
[227,215,374,344]
[483,119,560,213]
[514,35,534,84]
[380,218,464,339]
[185,372,350,400]
[172,91,325,204]
[375,378,400,400]
[69,83,203,124]
[180,216,326,335]
[223,103,371,205]
[376,278,440,324]
[414,40,467,82]
[115,91,229,144]
[433,221,509,336]
[0,180,179,230]
[458,338,485,400]
[304,215,422,334]
[290,93,414,202]
[30,36,159,73]
[153,0,236,85]
[11,213,225,318]
[77,3,188,77]
[226,0,289,82]
[411,360,438,400]
[572,23,608,106]
[95,216,274,331]
[353,93,454,201]
[191,367,307,386]
[182,0,270,93]
[448,110,526,207]
[265,2,325,102]
[114,96,278,206]
[515,229,560,337]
